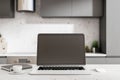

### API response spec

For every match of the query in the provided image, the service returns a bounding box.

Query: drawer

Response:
[86,58,106,64]
[106,57,120,64]
[0,57,7,64]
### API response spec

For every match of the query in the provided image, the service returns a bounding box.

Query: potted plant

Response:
[91,40,99,53]
[85,46,91,53]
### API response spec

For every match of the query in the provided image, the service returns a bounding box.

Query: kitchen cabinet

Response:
[86,56,120,64]
[40,0,71,17]
[86,57,106,64]
[72,0,103,17]
[0,57,7,64]
[106,57,120,64]
[0,0,15,18]
[40,0,103,17]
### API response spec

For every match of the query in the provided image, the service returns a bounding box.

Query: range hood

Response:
[17,0,35,12]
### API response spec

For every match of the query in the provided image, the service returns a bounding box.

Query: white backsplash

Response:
[0,24,75,52]
[0,0,99,53]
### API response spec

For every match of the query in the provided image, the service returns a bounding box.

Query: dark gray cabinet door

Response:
[86,58,106,64]
[40,0,103,17]
[93,0,103,17]
[71,0,103,17]
[72,0,93,17]
[0,0,14,18]
[0,57,7,64]
[40,0,71,17]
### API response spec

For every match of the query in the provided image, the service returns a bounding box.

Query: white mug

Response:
[13,65,22,73]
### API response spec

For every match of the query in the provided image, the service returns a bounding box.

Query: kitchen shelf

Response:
[0,52,36,57]
[0,52,106,57]
[86,53,106,58]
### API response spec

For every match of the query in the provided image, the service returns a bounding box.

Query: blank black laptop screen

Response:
[37,34,85,65]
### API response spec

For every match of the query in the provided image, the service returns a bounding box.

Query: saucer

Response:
[9,71,25,75]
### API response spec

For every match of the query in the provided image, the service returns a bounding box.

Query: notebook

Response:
[1,64,32,72]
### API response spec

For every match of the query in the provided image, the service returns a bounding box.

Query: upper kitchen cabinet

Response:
[40,0,103,17]
[0,0,15,18]
[40,0,71,17]
[72,0,103,17]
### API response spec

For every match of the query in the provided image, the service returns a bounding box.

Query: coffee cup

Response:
[13,65,22,73]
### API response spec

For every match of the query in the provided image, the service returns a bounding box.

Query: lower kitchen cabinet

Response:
[86,57,106,64]
[106,57,120,64]
[0,57,7,64]
[86,57,120,64]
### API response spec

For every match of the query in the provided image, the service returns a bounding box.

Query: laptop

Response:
[30,34,90,75]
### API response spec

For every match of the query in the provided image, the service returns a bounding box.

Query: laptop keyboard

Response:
[38,67,85,70]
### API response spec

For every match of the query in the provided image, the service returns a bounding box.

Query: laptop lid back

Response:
[37,34,85,65]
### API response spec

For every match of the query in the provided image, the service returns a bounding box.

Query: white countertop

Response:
[0,52,106,57]
[86,53,106,57]
[0,64,120,80]
[0,52,36,57]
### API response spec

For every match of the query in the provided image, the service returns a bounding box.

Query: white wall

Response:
[0,24,74,53]
[0,0,99,53]
[0,16,99,53]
